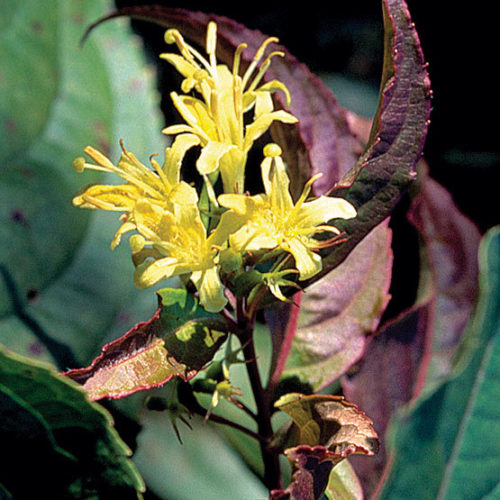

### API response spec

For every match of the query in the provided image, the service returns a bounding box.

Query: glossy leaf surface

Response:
[0,347,145,498]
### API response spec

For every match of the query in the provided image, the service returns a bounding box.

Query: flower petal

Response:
[243,110,298,152]
[196,141,236,175]
[296,196,357,228]
[133,256,179,288]
[285,238,322,280]
[163,133,201,186]
[191,267,227,312]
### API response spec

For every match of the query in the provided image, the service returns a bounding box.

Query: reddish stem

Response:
[237,298,282,491]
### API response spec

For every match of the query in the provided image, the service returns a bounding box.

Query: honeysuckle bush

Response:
[2,1,498,499]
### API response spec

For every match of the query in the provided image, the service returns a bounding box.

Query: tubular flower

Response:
[131,182,243,313]
[218,144,357,281]
[72,134,199,248]
[160,21,298,193]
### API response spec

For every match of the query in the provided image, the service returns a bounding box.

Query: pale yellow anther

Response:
[233,43,247,76]
[73,157,86,173]
[206,22,217,56]
[263,143,282,158]
[164,29,180,45]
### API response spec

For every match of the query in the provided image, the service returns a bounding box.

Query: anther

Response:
[263,143,282,157]
[73,157,86,173]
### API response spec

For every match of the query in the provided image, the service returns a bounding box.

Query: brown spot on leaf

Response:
[26,288,39,302]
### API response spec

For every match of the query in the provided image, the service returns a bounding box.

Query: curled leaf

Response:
[271,393,378,500]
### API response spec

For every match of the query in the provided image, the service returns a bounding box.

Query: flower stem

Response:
[237,299,281,491]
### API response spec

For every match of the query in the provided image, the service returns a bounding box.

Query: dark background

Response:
[114,0,498,233]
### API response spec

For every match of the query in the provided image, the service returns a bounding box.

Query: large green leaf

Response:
[0,0,166,367]
[379,226,500,500]
[0,347,145,498]
[0,0,58,160]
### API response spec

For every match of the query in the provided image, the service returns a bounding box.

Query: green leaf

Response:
[132,411,268,500]
[65,289,228,400]
[379,226,500,500]
[325,460,363,500]
[0,0,58,160]
[0,347,144,498]
[0,0,166,367]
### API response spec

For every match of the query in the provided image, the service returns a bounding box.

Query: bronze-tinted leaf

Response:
[271,393,378,500]
[64,289,227,400]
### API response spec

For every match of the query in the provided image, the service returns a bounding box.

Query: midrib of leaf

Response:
[435,331,497,500]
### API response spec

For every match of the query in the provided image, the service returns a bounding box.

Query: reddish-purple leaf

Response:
[305,0,432,284]
[278,220,392,392]
[341,168,481,497]
[64,291,228,400]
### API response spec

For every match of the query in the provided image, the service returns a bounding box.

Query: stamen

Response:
[150,153,172,191]
[83,146,117,171]
[242,37,279,89]
[246,51,284,93]
[170,92,212,143]
[263,143,282,157]
[164,29,195,64]
[295,173,322,207]
[232,75,244,145]
[233,43,247,77]
[206,21,218,69]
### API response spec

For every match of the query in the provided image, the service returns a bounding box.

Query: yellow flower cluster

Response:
[72,23,356,313]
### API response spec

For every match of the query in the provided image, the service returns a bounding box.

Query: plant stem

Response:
[237,299,281,491]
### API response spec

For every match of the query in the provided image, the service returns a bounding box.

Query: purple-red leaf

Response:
[341,167,481,496]
[275,220,392,392]
[64,290,227,400]
[306,0,432,283]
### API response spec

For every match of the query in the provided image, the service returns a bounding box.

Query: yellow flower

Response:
[131,182,242,313]
[218,144,357,281]
[72,134,199,248]
[160,22,298,193]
